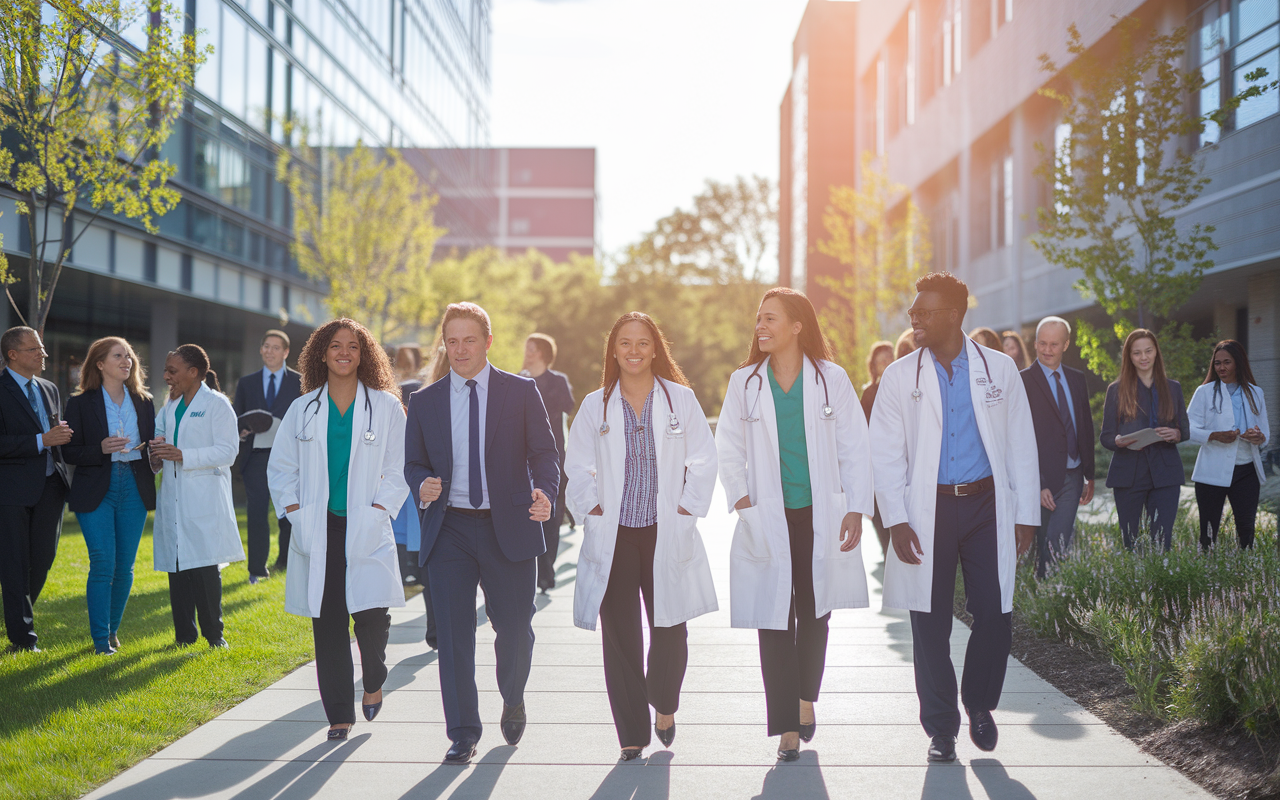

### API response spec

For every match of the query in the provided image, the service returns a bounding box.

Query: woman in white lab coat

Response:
[267,318,409,741]
[566,312,718,761]
[149,345,244,648]
[716,288,874,761]
[1188,339,1270,550]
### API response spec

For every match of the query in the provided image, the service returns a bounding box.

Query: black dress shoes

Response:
[968,708,998,752]
[620,747,643,761]
[927,735,957,762]
[444,739,478,763]
[799,711,816,743]
[777,748,800,762]
[363,696,383,721]
[500,702,526,746]
[327,726,350,742]
[655,721,675,748]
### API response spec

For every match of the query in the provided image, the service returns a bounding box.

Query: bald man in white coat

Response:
[870,273,1040,764]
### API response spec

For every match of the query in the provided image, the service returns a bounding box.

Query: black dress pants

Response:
[243,449,291,574]
[0,473,67,647]
[599,523,688,748]
[313,512,391,726]
[910,489,1010,738]
[758,505,830,737]
[169,564,224,645]
[1114,453,1181,552]
[1196,463,1261,550]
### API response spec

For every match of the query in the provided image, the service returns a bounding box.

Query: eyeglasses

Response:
[906,308,956,324]
[13,346,47,355]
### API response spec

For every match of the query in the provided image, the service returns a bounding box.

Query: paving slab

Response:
[83,484,1210,799]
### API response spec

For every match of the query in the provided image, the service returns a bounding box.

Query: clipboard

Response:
[1123,427,1166,450]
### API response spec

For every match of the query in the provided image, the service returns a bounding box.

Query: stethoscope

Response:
[912,338,993,402]
[740,358,835,423]
[296,382,377,444]
[599,376,682,436]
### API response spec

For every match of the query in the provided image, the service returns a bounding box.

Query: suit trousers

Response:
[1113,453,1180,552]
[313,512,390,725]
[536,472,568,591]
[168,564,224,645]
[1036,467,1084,579]
[243,449,291,574]
[0,473,67,647]
[910,489,1010,739]
[429,509,536,743]
[1196,463,1261,550]
[758,505,830,737]
[599,523,688,748]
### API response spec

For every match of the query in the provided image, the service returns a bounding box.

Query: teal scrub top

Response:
[327,395,353,516]
[173,396,190,447]
[769,363,813,509]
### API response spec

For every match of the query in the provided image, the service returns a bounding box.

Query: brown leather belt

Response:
[447,506,492,519]
[937,476,995,497]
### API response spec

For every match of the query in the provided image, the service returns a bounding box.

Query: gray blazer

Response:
[1100,379,1190,489]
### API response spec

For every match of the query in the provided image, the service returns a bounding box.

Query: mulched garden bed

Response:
[1008,614,1280,800]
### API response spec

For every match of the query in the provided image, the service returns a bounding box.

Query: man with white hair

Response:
[1020,317,1096,579]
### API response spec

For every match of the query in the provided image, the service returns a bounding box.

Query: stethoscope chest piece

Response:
[363,430,377,444]
[911,388,922,403]
[821,404,835,419]
[598,421,610,436]
[668,413,683,435]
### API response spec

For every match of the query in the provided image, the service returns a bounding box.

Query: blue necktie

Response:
[25,380,46,428]
[266,372,277,409]
[1054,372,1079,462]
[467,379,482,508]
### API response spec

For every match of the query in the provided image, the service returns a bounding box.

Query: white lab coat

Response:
[716,357,874,630]
[152,384,245,572]
[267,383,410,618]
[1187,382,1270,487]
[566,379,719,630]
[869,340,1040,614]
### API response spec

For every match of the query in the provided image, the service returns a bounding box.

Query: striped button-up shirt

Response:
[619,390,659,528]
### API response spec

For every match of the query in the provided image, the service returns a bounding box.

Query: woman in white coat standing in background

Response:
[1187,340,1270,550]
[566,312,718,761]
[716,287,874,762]
[149,344,244,648]
[268,319,409,742]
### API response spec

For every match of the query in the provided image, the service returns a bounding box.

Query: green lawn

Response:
[0,510,314,800]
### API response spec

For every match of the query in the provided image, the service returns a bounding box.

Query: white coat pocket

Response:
[579,513,607,569]
[731,505,771,562]
[670,513,698,563]
[349,505,393,559]
[827,491,858,558]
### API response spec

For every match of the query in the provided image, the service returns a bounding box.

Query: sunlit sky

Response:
[490,0,814,266]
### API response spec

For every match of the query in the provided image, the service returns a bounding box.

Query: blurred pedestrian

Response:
[63,337,157,654]
[717,288,873,762]
[522,333,575,593]
[268,318,409,741]
[391,343,424,585]
[861,340,894,558]
[1100,329,1190,552]
[895,328,917,360]
[566,313,717,760]
[1188,340,1269,550]
[233,330,301,583]
[1001,331,1030,369]
[968,327,1003,352]
[0,327,72,653]
[149,345,243,648]
[1021,318,1095,579]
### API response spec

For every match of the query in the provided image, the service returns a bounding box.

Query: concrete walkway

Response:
[84,486,1210,799]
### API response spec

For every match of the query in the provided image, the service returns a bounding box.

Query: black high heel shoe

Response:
[655,721,676,748]
[363,695,383,722]
[799,711,816,743]
[777,747,800,762]
[620,747,643,761]
[327,725,351,741]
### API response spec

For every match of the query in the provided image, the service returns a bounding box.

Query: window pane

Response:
[1235,24,1279,64]
[221,7,248,119]
[1237,0,1279,43]
[1234,48,1280,128]
[247,31,269,131]
[195,0,221,99]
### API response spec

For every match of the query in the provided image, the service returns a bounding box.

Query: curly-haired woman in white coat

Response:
[268,319,409,742]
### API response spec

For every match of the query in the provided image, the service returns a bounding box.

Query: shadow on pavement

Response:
[588,749,672,799]
[751,750,830,799]
[399,745,515,799]
[970,757,1037,799]
[922,762,971,799]
[232,733,372,800]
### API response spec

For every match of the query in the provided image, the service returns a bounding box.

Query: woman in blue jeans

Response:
[63,337,157,655]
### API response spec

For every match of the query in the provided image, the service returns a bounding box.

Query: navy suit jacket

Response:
[0,370,70,506]
[1021,363,1097,490]
[404,365,560,564]
[1100,379,1190,489]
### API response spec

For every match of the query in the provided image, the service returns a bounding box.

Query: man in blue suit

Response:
[405,302,559,764]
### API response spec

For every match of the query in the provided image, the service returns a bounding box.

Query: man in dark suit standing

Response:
[1020,317,1096,579]
[0,327,72,652]
[405,302,559,764]
[233,330,301,582]
[520,333,575,594]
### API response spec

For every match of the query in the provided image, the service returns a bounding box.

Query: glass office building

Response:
[0,0,492,394]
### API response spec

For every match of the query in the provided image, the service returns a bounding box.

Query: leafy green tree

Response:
[0,0,206,333]
[1033,16,1271,388]
[817,152,931,388]
[280,142,444,342]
